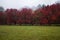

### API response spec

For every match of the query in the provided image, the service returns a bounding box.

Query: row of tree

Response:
[0,3,60,25]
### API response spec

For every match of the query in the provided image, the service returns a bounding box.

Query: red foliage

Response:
[0,3,60,25]
[40,18,48,24]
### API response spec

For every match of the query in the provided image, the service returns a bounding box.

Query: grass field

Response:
[0,25,60,40]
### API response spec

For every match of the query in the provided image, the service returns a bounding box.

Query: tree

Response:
[5,9,18,25]
[0,6,4,12]
[17,8,33,25]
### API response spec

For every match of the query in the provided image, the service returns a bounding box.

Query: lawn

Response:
[0,25,60,40]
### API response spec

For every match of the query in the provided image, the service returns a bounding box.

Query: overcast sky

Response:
[0,0,58,9]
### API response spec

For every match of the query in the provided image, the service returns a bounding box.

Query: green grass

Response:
[0,25,60,40]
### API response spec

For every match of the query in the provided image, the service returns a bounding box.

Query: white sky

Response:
[0,0,58,9]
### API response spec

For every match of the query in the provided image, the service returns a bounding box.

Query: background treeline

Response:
[0,3,60,25]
